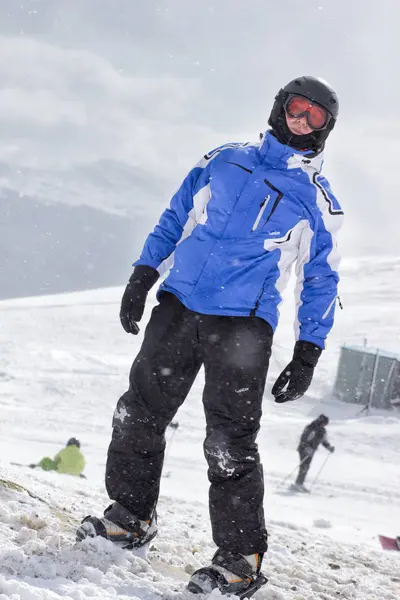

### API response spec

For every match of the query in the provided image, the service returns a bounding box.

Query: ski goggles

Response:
[284,94,330,130]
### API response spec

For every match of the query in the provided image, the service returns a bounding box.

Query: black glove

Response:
[329,445,335,453]
[271,341,322,403]
[120,265,159,335]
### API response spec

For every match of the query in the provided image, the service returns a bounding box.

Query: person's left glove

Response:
[271,341,322,403]
[120,265,159,335]
[328,445,335,453]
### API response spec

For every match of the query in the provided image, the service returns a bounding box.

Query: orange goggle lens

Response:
[285,95,329,130]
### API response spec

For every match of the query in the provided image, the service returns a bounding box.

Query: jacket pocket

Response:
[251,195,270,231]
[263,178,283,224]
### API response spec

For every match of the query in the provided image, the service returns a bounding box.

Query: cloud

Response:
[0,36,222,175]
[1,0,399,258]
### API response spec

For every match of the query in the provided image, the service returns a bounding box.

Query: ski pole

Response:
[164,422,180,465]
[274,465,298,492]
[274,454,311,492]
[309,453,331,491]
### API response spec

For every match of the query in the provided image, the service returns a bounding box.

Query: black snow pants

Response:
[295,448,313,485]
[106,292,272,554]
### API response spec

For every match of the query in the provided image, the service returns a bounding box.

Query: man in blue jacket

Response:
[78,76,343,597]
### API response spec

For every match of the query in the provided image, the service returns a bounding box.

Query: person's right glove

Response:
[119,265,159,335]
[329,445,335,453]
[271,341,322,403]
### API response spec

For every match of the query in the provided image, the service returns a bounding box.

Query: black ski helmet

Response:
[268,76,339,154]
[317,414,329,426]
[67,437,81,448]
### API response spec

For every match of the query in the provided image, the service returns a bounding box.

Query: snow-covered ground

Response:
[1,256,400,599]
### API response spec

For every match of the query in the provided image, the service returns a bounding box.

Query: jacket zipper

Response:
[252,195,270,231]
[263,178,283,223]
[322,295,343,319]
[250,280,268,316]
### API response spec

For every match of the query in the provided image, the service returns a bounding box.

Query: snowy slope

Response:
[1,256,400,599]
[0,469,399,600]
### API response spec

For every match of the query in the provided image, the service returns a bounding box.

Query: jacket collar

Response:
[258,131,324,173]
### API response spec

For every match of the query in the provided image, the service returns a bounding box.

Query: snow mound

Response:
[0,469,399,599]
[313,518,332,529]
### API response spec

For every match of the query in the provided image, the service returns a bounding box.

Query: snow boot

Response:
[76,502,157,549]
[187,549,267,598]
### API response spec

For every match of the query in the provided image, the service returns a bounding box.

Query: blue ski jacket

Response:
[134,131,343,348]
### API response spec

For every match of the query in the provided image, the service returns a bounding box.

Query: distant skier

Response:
[33,438,86,477]
[77,75,343,598]
[293,415,334,492]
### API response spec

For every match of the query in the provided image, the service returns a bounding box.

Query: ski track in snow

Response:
[1,257,400,598]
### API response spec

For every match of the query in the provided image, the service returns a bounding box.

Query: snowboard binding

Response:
[188,569,267,599]
[76,503,158,550]
[187,549,268,598]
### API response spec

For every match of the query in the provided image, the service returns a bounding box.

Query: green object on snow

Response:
[39,456,57,471]
[39,445,85,477]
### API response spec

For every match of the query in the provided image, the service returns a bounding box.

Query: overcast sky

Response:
[1,0,399,258]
